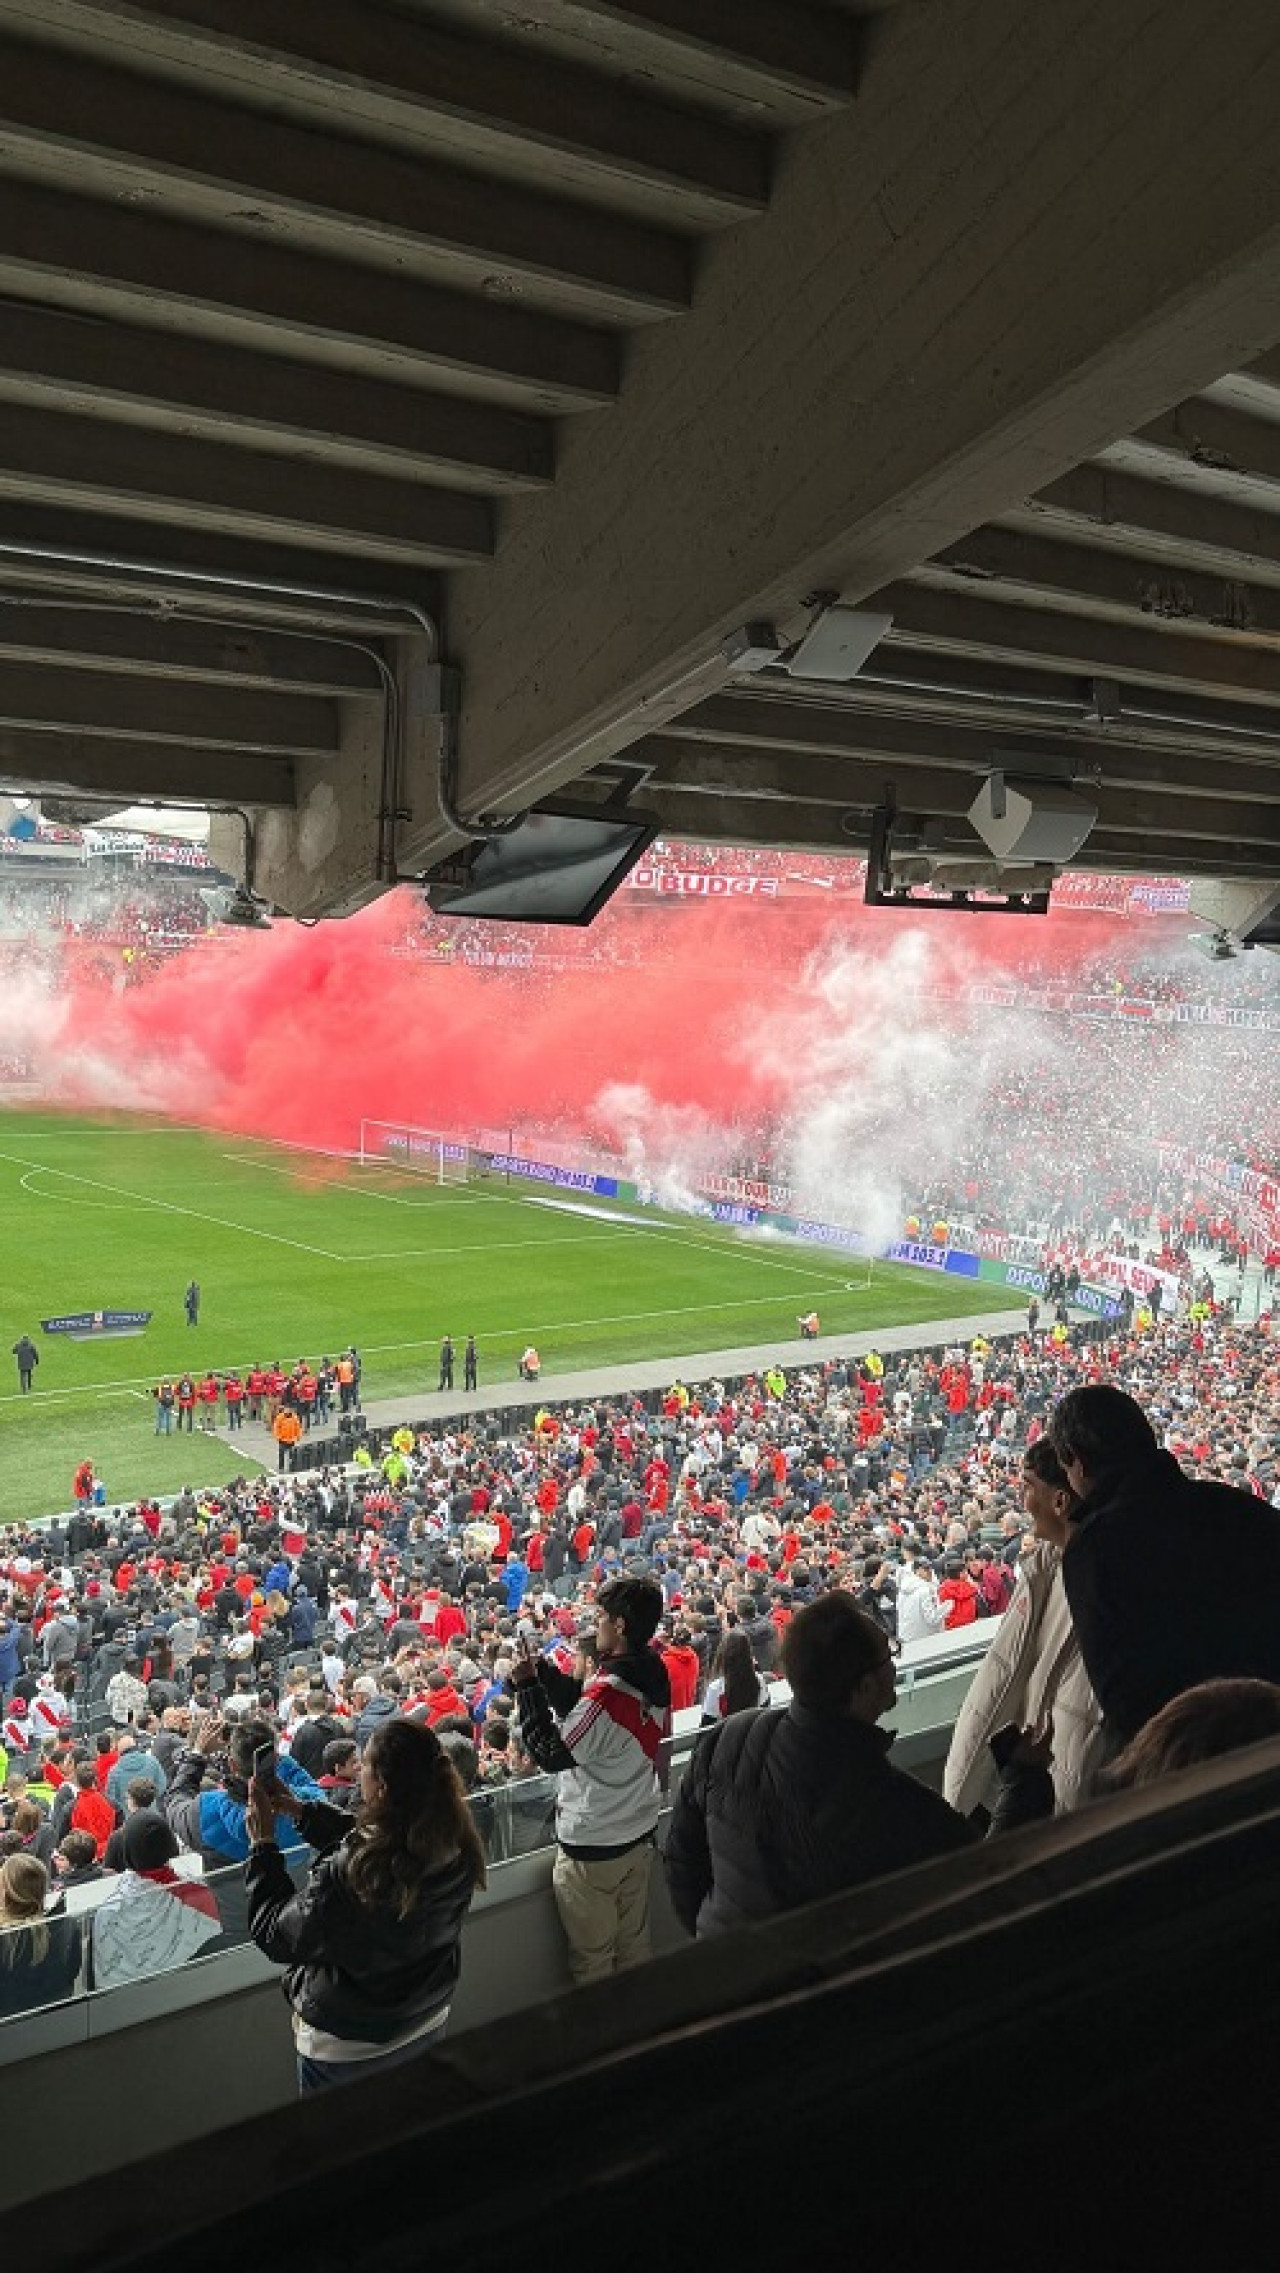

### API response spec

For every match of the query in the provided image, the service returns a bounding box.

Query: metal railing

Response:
[0,1632,992,2041]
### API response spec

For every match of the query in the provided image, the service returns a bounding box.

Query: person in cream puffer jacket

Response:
[944,1441,1107,1818]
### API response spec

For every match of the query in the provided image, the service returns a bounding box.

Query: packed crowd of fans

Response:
[0,865,210,988]
[913,1017,1280,1238]
[0,1291,1275,2019]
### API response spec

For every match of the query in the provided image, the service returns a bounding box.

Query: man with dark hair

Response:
[163,1712,321,1875]
[52,1827,109,1911]
[1051,1383,1280,1743]
[665,1596,1035,1938]
[512,1575,671,1984]
[318,1739,360,1804]
[289,1691,345,1780]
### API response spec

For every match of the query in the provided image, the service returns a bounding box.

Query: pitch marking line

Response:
[219,1154,484,1208]
[0,1146,344,1261]
[215,1145,875,1288]
[0,1275,931,1411]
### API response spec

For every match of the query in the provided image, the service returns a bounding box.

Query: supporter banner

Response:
[1127,880,1191,911]
[947,1222,1042,1265]
[41,1308,152,1340]
[1170,1002,1278,1030]
[700,1170,791,1210]
[1085,1253,1181,1304]
[1158,1141,1280,1256]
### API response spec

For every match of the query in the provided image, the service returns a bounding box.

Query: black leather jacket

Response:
[245,1801,478,2045]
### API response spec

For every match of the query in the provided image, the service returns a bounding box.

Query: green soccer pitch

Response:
[0,1111,1005,1526]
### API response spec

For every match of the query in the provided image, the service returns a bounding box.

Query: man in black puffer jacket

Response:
[665,1595,1041,1938]
[1052,1383,1280,1744]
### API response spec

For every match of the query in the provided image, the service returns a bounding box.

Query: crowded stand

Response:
[1,1288,1276,2024]
[2,830,1280,2088]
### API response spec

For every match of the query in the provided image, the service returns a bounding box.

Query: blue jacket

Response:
[263,1560,292,1598]
[164,1747,323,1867]
[106,1746,169,1812]
[471,1678,506,1727]
[501,1562,530,1612]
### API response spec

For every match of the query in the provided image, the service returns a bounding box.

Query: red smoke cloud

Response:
[48,888,1177,1152]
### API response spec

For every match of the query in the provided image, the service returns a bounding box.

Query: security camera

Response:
[199,883,273,930]
[1187,930,1239,963]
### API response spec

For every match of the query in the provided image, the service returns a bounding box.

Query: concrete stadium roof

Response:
[0,0,1277,913]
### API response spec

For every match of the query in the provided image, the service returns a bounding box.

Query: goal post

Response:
[358,1120,472,1184]
[838,1253,875,1295]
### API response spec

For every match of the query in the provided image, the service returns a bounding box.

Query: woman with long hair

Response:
[0,1853,81,2017]
[245,1716,486,2094]
[700,1629,770,1726]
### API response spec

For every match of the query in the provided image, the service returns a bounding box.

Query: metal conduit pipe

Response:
[857,668,1081,717]
[0,537,436,885]
[0,535,439,643]
[856,669,1280,749]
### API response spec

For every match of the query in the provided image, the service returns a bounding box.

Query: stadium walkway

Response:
[221,1307,1028,1462]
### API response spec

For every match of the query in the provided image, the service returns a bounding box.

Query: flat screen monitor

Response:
[425,801,660,926]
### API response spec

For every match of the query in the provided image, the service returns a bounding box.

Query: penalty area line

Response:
[0,1145,344,1261]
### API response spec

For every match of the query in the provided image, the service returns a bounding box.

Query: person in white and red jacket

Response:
[512,1576,670,1987]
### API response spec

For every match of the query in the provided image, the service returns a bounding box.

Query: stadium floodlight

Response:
[199,882,273,930]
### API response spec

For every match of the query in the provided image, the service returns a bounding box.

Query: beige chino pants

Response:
[552,1842,654,1986]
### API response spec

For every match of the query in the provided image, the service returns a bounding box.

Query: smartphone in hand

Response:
[988,1723,1021,1773]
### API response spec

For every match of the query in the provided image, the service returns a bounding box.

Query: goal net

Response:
[358,1121,472,1184]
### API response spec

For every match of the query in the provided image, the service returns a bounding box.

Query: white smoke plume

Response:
[590,926,1046,1248]
[592,1082,731,1214]
[757,927,1034,1247]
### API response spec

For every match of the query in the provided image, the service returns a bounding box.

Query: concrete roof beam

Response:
[0,181,620,413]
[0,0,770,224]
[427,0,1280,861]
[0,32,693,324]
[0,304,555,494]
